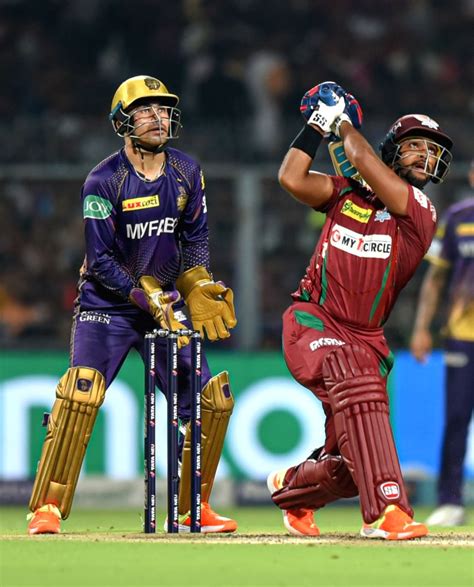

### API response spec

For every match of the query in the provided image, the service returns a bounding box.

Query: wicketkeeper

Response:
[27,76,237,535]
[267,81,453,540]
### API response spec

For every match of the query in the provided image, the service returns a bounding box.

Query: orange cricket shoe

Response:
[165,502,237,533]
[283,508,320,537]
[361,504,428,540]
[27,504,61,535]
[267,469,320,537]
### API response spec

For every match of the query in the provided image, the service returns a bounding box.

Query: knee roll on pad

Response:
[322,345,413,523]
[272,454,358,511]
[29,367,106,519]
[179,371,234,514]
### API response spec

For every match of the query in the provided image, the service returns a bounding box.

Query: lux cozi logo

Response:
[122,195,160,211]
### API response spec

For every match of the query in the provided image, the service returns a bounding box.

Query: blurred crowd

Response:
[1,0,473,348]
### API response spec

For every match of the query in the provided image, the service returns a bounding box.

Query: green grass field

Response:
[1,505,473,587]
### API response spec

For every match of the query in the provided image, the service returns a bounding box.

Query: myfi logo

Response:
[83,195,113,220]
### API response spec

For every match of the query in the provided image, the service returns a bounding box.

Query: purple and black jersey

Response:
[426,197,474,341]
[78,147,209,311]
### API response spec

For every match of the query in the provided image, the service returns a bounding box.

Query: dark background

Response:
[1,0,472,349]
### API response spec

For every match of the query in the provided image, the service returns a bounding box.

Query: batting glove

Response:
[300,81,347,136]
[332,93,363,137]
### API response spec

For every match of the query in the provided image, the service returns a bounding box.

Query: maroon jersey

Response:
[294,176,437,328]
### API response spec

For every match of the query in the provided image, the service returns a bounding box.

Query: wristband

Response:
[289,125,323,159]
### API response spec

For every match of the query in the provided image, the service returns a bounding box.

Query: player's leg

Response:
[28,310,136,535]
[322,344,427,539]
[270,304,357,535]
[269,446,358,510]
[268,444,358,536]
[138,320,236,533]
[427,339,474,526]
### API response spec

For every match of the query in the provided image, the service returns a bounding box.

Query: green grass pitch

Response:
[1,505,473,587]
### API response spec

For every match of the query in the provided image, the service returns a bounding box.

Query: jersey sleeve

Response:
[82,177,135,299]
[425,208,455,268]
[178,166,211,271]
[315,175,351,214]
[395,185,437,256]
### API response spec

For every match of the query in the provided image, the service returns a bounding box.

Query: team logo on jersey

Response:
[122,195,160,211]
[83,195,113,220]
[457,223,474,236]
[412,187,428,208]
[330,224,392,258]
[176,186,188,211]
[341,200,372,223]
[375,209,391,223]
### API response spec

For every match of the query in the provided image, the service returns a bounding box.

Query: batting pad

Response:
[322,345,413,524]
[272,454,358,510]
[179,371,233,515]
[29,367,106,519]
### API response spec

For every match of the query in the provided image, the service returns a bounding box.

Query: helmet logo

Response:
[144,77,161,90]
[391,121,402,133]
[412,114,439,129]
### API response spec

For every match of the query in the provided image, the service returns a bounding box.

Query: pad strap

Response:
[323,345,413,523]
[29,367,106,519]
[272,454,358,510]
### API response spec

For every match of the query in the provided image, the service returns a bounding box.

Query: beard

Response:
[396,166,429,189]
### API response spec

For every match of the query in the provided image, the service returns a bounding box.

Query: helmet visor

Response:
[392,137,452,184]
[111,102,182,142]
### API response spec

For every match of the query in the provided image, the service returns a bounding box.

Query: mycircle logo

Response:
[332,229,341,243]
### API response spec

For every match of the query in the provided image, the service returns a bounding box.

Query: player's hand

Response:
[410,329,432,363]
[130,276,190,348]
[332,93,363,137]
[176,266,237,341]
[300,81,346,136]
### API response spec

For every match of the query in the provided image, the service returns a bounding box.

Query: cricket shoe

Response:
[267,469,320,537]
[164,502,237,533]
[360,504,428,540]
[425,504,466,527]
[27,504,61,535]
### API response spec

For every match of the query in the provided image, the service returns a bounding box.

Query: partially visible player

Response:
[27,76,237,535]
[411,162,474,526]
[267,81,453,539]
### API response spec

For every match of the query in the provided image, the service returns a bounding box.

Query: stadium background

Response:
[0,0,473,507]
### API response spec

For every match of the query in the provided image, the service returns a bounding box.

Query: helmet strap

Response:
[131,138,167,156]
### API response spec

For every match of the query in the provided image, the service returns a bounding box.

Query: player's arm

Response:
[82,183,134,299]
[279,82,355,209]
[410,263,449,362]
[338,122,410,216]
[278,139,335,208]
[176,167,237,341]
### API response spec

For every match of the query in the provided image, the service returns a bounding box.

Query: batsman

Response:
[267,81,453,539]
[27,76,237,535]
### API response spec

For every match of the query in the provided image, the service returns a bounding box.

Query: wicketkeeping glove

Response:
[130,276,190,348]
[176,266,237,341]
[300,81,346,136]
